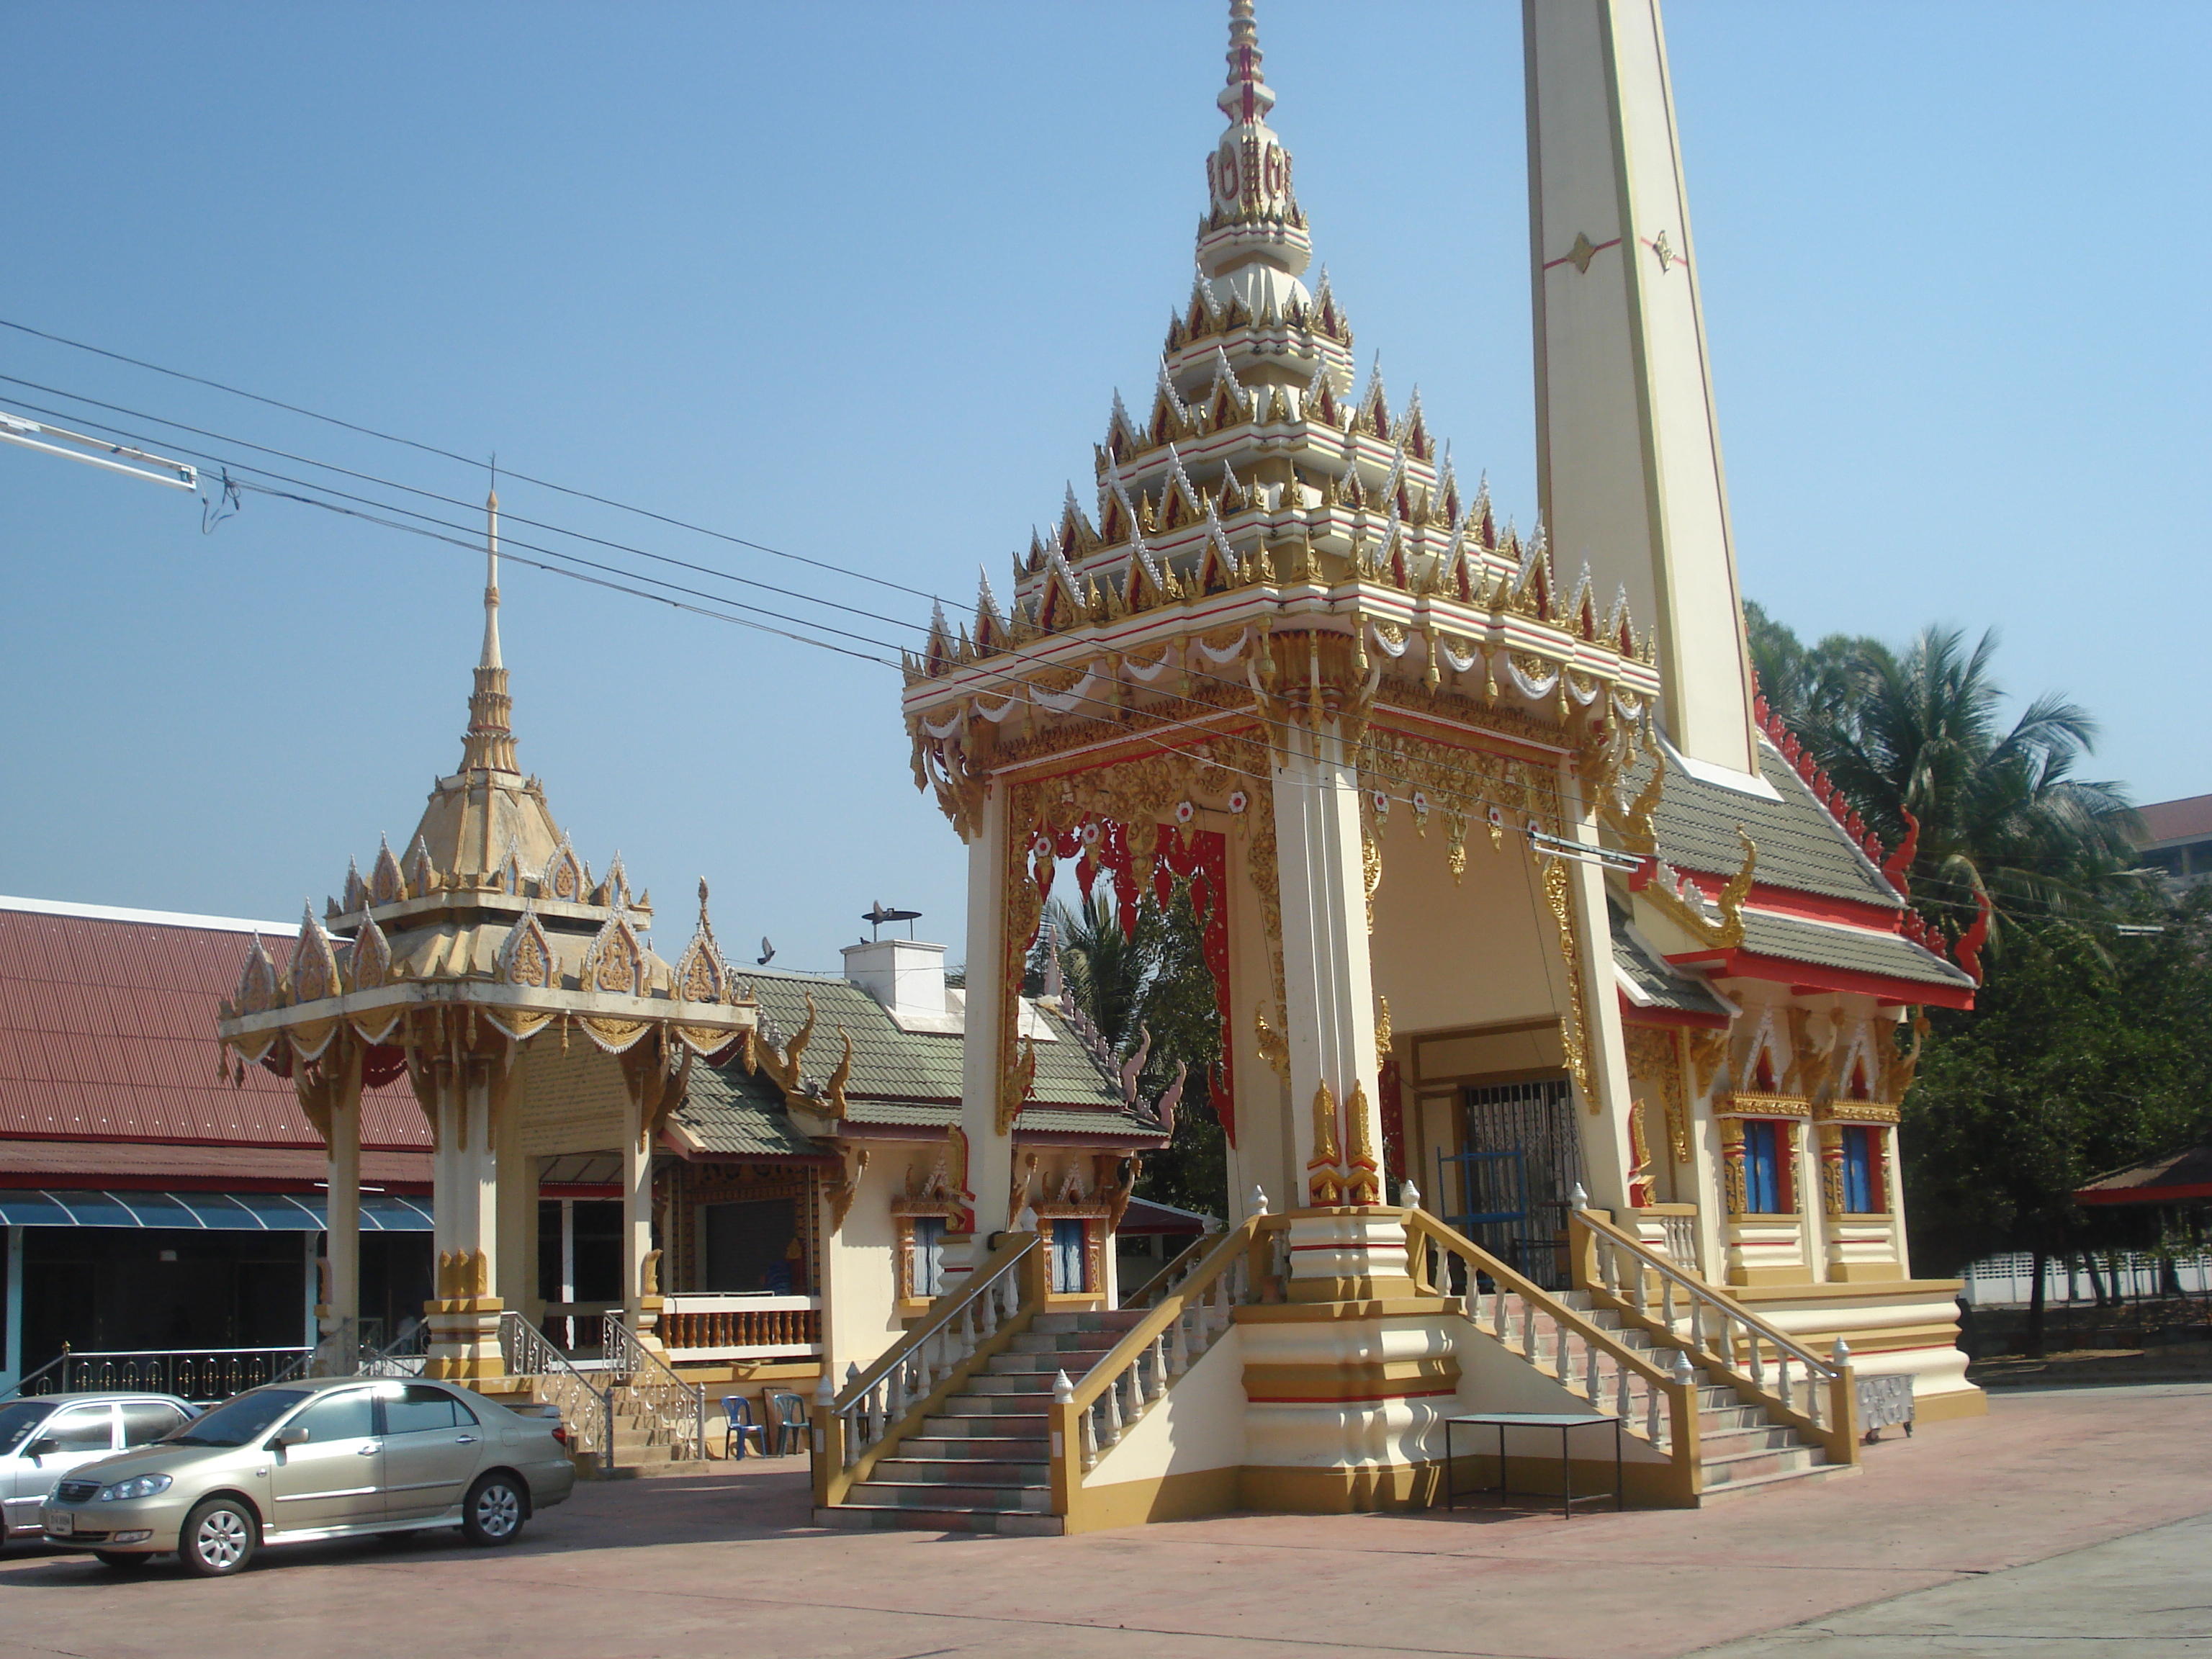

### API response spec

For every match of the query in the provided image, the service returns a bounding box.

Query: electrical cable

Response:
[3,334,2128,943]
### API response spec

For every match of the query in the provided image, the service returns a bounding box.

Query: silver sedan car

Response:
[40,1375,576,1575]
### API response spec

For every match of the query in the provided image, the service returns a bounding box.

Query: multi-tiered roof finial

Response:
[461,488,518,773]
[1200,0,1310,316]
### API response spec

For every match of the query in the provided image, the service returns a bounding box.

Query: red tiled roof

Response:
[0,902,428,1152]
[2136,795,2212,846]
[2077,1144,2212,1205]
[0,1138,431,1190]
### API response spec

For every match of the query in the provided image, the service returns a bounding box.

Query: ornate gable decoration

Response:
[541,834,586,904]
[234,935,281,1016]
[349,908,392,992]
[580,911,646,999]
[291,907,342,1006]
[674,880,729,1006]
[368,835,408,906]
[496,909,557,991]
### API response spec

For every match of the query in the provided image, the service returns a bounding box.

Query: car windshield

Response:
[164,1388,309,1447]
[0,1401,51,1456]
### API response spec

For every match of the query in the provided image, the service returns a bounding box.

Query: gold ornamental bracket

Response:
[1634,828,1755,950]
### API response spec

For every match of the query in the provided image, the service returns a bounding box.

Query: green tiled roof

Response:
[1609,901,1731,1017]
[672,966,1159,1156]
[1628,737,1902,909]
[1736,907,1973,990]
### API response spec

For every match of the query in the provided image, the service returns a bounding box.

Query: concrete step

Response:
[964,1372,1063,1396]
[1696,1460,1858,1504]
[991,1347,1115,1372]
[938,1397,1053,1422]
[869,1457,1050,1485]
[896,1435,1050,1462]
[1701,1442,1828,1484]
[1008,1330,1128,1357]
[814,1503,1064,1536]
[1032,1310,1146,1336]
[846,1480,1053,1512]
[1699,1421,1807,1456]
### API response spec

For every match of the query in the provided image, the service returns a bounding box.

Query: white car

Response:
[0,1393,196,1546]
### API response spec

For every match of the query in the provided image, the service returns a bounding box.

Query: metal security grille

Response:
[1437,1078,1580,1290]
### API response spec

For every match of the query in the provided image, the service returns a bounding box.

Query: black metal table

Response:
[1442,1411,1624,1518]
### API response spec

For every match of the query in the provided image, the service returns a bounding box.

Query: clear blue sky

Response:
[3,3,2204,970]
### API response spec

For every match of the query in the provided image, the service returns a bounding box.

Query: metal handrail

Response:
[356,1317,429,1377]
[603,1314,706,1462]
[500,1310,617,1474]
[830,1232,1038,1475]
[0,1350,69,1401]
[6,1345,313,1403]
[1570,1204,1851,1452]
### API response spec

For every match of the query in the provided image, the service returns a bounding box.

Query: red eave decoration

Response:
[1668,946,1975,1010]
[2077,1182,2212,1207]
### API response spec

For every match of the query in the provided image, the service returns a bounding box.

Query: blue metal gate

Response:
[1435,1079,1579,1290]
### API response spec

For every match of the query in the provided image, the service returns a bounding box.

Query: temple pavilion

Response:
[809,0,1984,1532]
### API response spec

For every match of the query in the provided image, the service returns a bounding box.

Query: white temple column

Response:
[950,779,1017,1285]
[425,1054,505,1379]
[1559,765,1638,1210]
[1269,713,1398,1301]
[322,1079,362,1357]
[621,1085,653,1323]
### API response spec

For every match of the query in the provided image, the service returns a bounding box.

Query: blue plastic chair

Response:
[721,1395,766,1460]
[763,1390,810,1457]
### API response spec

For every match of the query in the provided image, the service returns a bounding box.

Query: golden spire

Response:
[461,488,518,773]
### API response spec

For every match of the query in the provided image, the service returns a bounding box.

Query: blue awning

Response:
[0,1190,433,1231]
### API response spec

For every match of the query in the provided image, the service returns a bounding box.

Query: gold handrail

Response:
[1120,1230,1216,1309]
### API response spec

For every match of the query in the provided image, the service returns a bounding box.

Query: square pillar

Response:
[320,1084,361,1364]
[424,1056,505,1380]
[621,1084,655,1326]
[950,779,1017,1286]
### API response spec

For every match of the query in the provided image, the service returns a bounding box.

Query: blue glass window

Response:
[1743,1120,1787,1214]
[1842,1127,1880,1213]
[1051,1218,1089,1294]
[911,1215,947,1299]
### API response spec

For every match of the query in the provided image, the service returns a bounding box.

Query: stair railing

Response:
[1405,1205,1704,1505]
[1120,1231,1217,1310]
[1052,1212,1274,1521]
[1569,1205,1859,1467]
[603,1313,707,1462]
[500,1310,616,1474]
[816,1231,1043,1511]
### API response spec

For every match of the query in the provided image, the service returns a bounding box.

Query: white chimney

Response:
[842,937,952,1029]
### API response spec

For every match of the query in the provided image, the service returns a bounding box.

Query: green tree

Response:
[1039,884,1228,1219]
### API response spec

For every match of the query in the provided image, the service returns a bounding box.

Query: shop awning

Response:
[0,1190,433,1231]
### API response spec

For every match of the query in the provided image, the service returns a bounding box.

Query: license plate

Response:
[47,1513,73,1537]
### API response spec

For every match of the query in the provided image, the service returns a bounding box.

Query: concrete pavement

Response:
[0,1382,2203,1658]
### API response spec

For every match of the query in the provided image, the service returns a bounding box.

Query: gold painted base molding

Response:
[1243,1355,1459,1403]
[1911,1385,1989,1424]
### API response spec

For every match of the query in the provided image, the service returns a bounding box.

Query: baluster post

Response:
[1104,1372,1123,1444]
[1081,1400,1099,1471]
[1584,1341,1601,1402]
[1126,1361,1146,1423]
[1150,1331,1169,1402]
[1747,1323,1765,1389]
[1170,1306,1190,1375]
[1490,1285,1506,1337]
[1520,1299,1536,1359]
[1615,1362,1632,1420]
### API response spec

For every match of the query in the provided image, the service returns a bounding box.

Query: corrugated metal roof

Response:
[0,1138,431,1189]
[0,908,427,1151]
[1633,739,1902,908]
[2136,795,2212,847]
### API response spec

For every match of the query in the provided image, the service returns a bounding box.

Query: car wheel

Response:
[94,1550,156,1572]
[461,1474,526,1547]
[179,1498,258,1578]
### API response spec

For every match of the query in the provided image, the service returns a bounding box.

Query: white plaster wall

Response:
[1751,1287,1976,1404]
[1442,1319,1666,1466]
[1085,1327,1247,1485]
[1366,811,1556,1039]
[820,1151,912,1380]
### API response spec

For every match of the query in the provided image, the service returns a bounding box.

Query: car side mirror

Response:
[26,1437,58,1460]
[266,1425,310,1449]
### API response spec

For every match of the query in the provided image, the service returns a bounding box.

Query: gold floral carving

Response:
[1718,1117,1748,1217]
[1254,1002,1290,1087]
[755,993,816,1102]
[1687,1028,1730,1098]
[1817,1123,1848,1217]
[1306,1079,1344,1206]
[1624,1025,1691,1165]
[1344,1079,1381,1204]
[1539,856,1595,1105]
[825,1146,869,1233]
[1375,993,1393,1074]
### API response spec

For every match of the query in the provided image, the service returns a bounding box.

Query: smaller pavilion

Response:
[216,498,755,1380]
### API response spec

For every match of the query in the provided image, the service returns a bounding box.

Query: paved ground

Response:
[1,1382,2205,1659]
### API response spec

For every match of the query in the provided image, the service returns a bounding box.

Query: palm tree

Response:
[1752,608,2137,950]
[1803,625,2138,948]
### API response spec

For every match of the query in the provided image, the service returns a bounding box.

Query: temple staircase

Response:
[822,1308,1143,1534]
